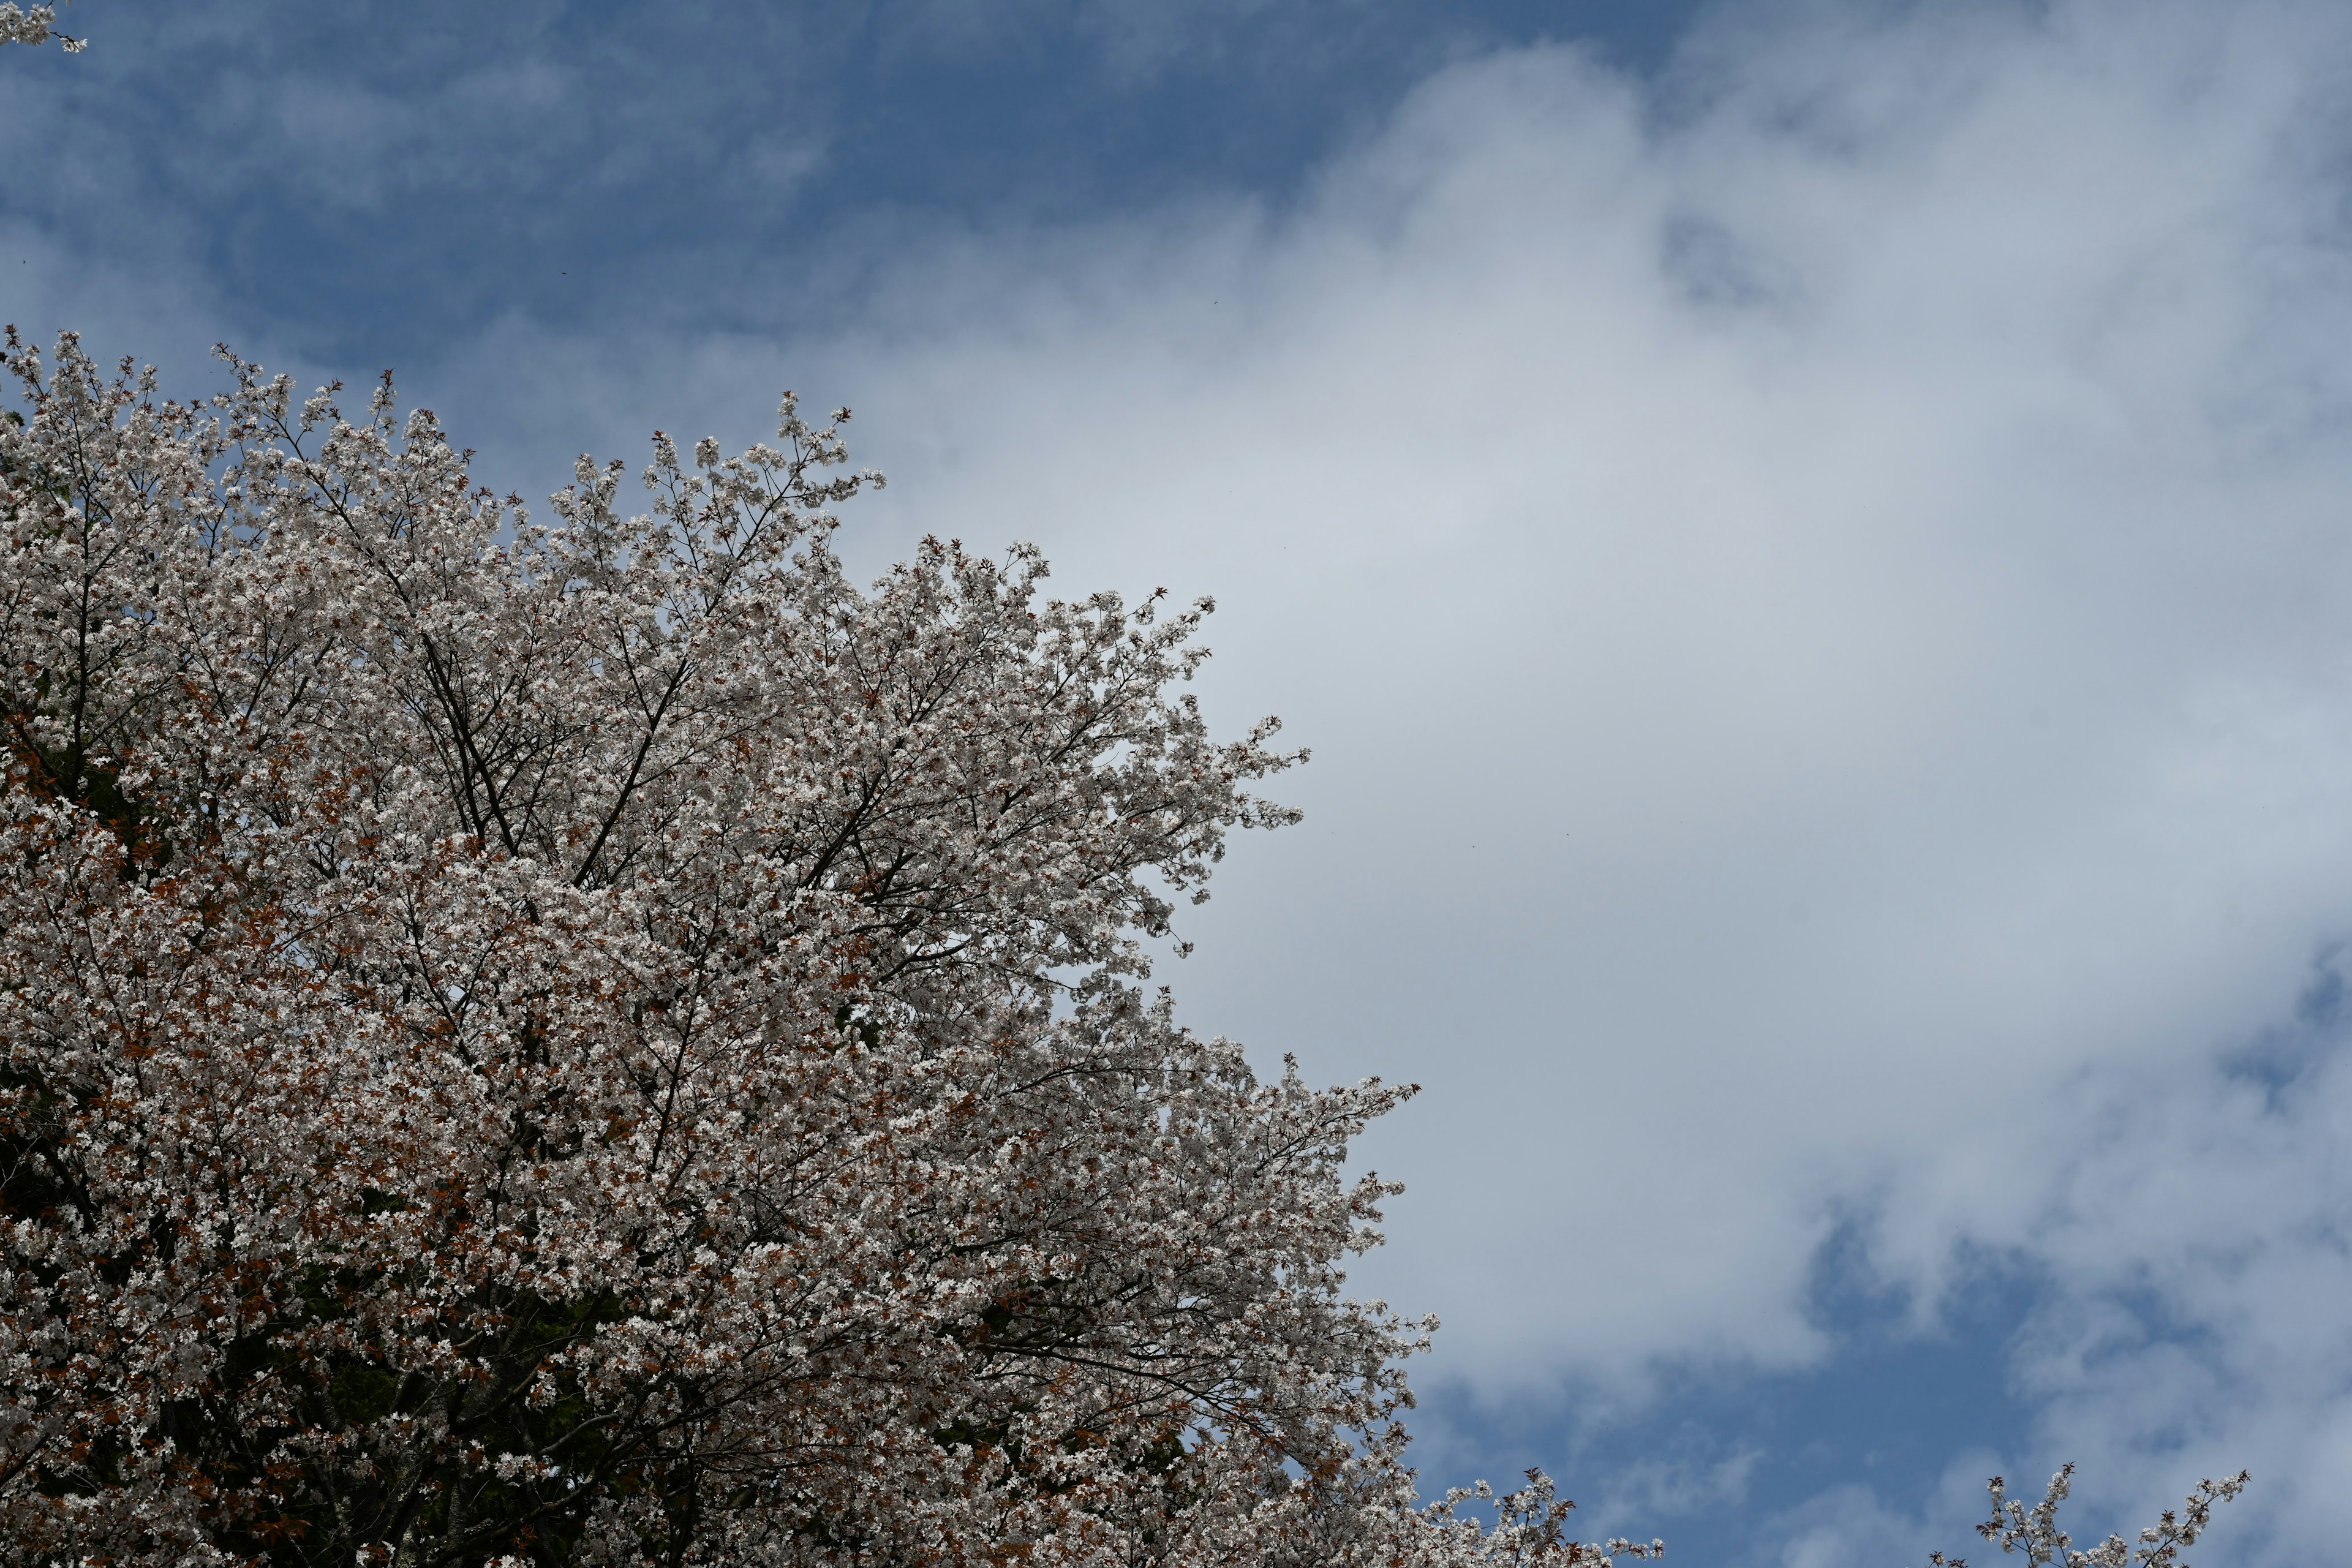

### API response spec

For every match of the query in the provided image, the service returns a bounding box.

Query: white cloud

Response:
[1605,1447,1765,1521]
[522,1,2349,1547]
[1768,1482,1930,1568]
[663,0,2352,1376]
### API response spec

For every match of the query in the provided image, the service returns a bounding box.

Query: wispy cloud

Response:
[423,2,2352,1554]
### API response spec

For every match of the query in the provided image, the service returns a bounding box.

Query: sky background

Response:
[6,2,2350,1564]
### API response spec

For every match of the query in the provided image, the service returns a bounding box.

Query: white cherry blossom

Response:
[0,331,1659,1567]
[0,1,83,51]
[1929,1466,2253,1568]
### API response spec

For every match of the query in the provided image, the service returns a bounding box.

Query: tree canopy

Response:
[0,333,1682,1567]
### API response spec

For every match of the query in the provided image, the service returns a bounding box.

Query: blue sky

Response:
[9,3,2352,1564]
[4,1,1695,370]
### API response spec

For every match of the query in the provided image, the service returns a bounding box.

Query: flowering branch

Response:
[1929,1464,2252,1568]
[0,1,83,51]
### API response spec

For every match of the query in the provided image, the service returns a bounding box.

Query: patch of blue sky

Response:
[1455,1253,2040,1568]
[1,1,1700,368]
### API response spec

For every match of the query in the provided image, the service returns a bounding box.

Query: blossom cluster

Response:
[1930,1465,2252,1568]
[0,1,83,51]
[0,331,1664,1567]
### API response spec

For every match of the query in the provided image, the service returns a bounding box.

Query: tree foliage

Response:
[0,332,1675,1567]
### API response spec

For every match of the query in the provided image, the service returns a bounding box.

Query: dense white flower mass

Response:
[0,333,1686,1566]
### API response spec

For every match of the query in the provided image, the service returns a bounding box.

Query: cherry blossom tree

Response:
[0,331,1676,1567]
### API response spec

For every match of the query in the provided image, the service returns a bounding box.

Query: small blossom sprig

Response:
[1423,1469,1666,1568]
[0,1,83,51]
[1929,1464,2252,1568]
